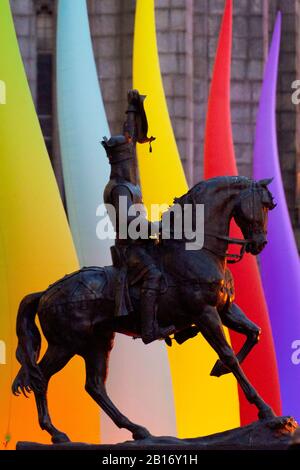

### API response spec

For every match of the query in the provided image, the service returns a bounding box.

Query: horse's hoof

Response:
[258,408,276,421]
[52,432,70,444]
[132,426,151,440]
[210,359,229,377]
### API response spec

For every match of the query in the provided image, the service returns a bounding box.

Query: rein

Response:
[161,231,250,264]
[204,232,251,264]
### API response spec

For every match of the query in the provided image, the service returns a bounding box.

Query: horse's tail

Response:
[12,292,46,396]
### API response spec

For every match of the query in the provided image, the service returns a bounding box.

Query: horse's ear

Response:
[258,177,274,187]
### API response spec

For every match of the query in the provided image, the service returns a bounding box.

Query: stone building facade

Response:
[10,0,300,247]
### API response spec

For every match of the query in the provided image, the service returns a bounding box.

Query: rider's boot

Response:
[140,288,174,345]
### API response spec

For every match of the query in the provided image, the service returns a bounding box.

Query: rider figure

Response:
[102,90,174,344]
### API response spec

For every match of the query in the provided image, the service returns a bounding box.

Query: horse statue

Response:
[12,175,276,444]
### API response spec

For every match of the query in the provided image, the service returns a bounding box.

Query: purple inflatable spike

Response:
[253,12,300,420]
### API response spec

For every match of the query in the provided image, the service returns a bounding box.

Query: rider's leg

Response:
[140,266,174,344]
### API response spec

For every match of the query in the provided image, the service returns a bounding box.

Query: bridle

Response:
[161,181,268,264]
[203,182,266,264]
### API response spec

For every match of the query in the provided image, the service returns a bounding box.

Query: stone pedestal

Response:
[17,416,298,451]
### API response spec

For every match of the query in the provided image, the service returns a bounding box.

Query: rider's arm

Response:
[123,108,137,142]
[123,90,139,142]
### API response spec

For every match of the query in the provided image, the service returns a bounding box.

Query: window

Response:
[36,2,54,158]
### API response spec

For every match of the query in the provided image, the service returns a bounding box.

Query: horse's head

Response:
[233,178,276,255]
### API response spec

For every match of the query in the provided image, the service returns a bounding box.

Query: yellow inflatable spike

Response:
[133,0,240,437]
[0,1,99,448]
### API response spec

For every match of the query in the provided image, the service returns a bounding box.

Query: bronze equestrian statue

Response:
[12,91,277,444]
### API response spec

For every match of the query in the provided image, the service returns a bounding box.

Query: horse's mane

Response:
[170,176,252,209]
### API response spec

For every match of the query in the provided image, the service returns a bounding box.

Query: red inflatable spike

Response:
[203,0,282,423]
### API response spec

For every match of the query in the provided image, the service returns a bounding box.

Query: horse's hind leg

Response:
[211,303,261,377]
[198,306,275,420]
[34,345,73,443]
[83,337,151,440]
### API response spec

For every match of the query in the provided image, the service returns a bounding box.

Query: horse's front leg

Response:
[210,303,261,377]
[197,306,275,420]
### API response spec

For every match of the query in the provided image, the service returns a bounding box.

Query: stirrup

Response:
[158,325,175,340]
[142,325,174,345]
